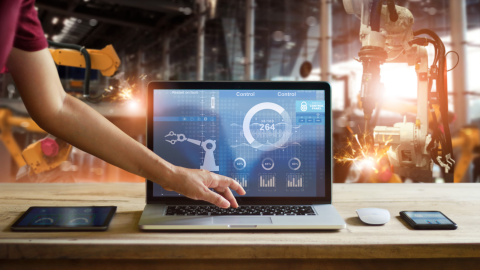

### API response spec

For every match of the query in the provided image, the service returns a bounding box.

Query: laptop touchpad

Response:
[213,217,272,225]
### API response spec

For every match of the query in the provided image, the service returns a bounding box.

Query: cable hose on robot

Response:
[372,0,399,32]
[413,29,454,169]
[47,41,103,103]
[370,0,382,32]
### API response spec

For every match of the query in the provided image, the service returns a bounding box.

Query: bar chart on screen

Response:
[286,173,304,190]
[232,174,249,189]
[286,173,305,192]
[259,174,276,190]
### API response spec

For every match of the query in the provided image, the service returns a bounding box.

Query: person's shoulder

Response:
[14,0,48,52]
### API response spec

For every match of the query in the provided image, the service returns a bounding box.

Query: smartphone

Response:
[400,211,457,230]
[11,206,116,231]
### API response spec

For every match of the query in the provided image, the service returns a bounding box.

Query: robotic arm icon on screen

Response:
[165,131,219,171]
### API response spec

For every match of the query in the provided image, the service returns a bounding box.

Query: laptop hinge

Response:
[153,201,331,205]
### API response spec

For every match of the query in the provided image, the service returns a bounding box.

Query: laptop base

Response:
[139,204,346,230]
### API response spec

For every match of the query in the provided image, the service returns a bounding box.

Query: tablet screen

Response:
[13,207,116,227]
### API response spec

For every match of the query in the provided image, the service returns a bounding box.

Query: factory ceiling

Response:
[34,0,480,80]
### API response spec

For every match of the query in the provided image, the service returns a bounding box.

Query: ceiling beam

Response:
[102,0,188,14]
[78,23,108,46]
[144,16,197,50]
[35,3,155,30]
[113,29,141,52]
[67,0,81,12]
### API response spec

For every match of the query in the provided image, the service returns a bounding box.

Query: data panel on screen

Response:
[152,90,326,197]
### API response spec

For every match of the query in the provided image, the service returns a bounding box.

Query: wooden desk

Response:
[1,183,479,270]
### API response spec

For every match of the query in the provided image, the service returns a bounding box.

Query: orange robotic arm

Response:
[48,44,121,77]
[0,108,46,168]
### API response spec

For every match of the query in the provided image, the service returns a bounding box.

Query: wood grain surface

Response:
[1,183,479,261]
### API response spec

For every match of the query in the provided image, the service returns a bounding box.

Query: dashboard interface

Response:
[152,89,326,197]
[14,207,114,227]
[404,211,455,225]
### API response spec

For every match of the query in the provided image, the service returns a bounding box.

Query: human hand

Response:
[159,166,246,208]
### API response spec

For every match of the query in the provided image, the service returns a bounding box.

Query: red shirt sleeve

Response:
[0,0,22,73]
[0,0,48,73]
[14,0,48,52]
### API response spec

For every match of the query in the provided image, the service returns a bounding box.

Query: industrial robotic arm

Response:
[48,41,121,102]
[165,131,219,171]
[344,0,414,130]
[344,0,455,182]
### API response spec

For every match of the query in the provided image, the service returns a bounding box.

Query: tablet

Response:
[11,206,117,231]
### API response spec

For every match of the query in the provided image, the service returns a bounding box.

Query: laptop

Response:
[139,81,346,230]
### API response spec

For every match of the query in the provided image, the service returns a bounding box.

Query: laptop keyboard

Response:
[165,205,316,216]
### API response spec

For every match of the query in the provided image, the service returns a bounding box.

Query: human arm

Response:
[6,47,245,208]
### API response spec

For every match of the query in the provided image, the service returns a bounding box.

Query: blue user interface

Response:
[152,90,326,197]
[16,207,113,226]
[405,211,454,225]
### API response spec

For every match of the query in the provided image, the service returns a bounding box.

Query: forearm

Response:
[6,47,174,186]
[44,94,174,183]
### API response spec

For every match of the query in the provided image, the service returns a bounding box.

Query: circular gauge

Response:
[261,158,275,170]
[69,218,90,225]
[34,217,54,225]
[234,158,246,170]
[243,102,292,151]
[288,158,301,170]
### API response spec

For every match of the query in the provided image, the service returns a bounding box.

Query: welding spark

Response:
[99,72,147,102]
[346,126,354,134]
[334,129,391,174]
[118,87,133,100]
[354,134,362,149]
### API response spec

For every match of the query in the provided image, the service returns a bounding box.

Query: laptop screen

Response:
[151,89,326,198]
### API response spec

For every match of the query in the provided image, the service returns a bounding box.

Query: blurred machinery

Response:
[452,127,480,183]
[16,135,74,182]
[48,41,121,102]
[343,0,456,182]
[0,42,121,182]
[0,108,46,168]
[49,44,119,77]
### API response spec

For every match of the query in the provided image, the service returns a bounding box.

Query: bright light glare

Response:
[127,100,139,110]
[353,159,375,170]
[380,63,418,100]
[52,17,59,25]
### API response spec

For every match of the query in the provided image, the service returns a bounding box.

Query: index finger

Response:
[213,174,246,195]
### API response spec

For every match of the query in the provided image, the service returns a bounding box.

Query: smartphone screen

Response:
[403,211,454,225]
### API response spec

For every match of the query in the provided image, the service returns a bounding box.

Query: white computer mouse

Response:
[356,208,390,225]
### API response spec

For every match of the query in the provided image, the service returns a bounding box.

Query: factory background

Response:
[1,0,479,183]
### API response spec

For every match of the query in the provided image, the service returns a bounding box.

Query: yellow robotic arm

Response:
[49,44,120,77]
[47,41,121,100]
[452,127,480,183]
[0,108,45,168]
